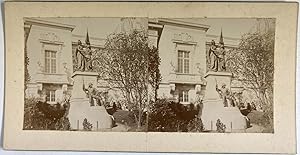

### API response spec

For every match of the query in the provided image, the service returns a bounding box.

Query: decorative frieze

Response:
[174,32,193,42]
[40,32,61,42]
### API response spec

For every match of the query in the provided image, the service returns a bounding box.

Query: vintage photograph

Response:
[23,17,275,133]
[4,2,298,153]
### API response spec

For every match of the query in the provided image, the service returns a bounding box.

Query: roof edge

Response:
[24,18,76,32]
[157,18,210,31]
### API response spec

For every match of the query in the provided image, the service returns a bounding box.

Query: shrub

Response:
[263,105,273,127]
[128,109,147,127]
[148,99,204,132]
[148,99,177,132]
[187,117,204,132]
[216,119,226,133]
[82,118,93,131]
[23,97,70,130]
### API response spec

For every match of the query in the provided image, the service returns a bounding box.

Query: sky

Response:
[196,18,257,38]
[44,17,257,40]
[46,17,122,39]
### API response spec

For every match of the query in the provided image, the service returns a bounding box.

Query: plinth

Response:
[68,71,113,130]
[201,71,247,132]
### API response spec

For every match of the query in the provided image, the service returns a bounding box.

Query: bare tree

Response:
[226,19,275,124]
[94,30,160,129]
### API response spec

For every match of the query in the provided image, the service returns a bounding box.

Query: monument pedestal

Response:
[202,71,247,132]
[68,71,113,130]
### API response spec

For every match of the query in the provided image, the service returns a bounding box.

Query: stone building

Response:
[149,19,241,104]
[24,18,242,105]
[24,18,75,103]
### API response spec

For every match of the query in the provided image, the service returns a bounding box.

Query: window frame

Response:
[44,50,57,74]
[179,90,189,103]
[46,89,56,103]
[177,50,190,74]
[40,41,62,75]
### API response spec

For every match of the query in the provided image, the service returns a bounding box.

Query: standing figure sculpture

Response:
[216,83,236,107]
[208,39,227,72]
[218,43,226,71]
[216,83,231,107]
[76,40,86,71]
[209,40,219,72]
[83,82,105,106]
[85,44,93,71]
[75,40,94,72]
[83,82,97,106]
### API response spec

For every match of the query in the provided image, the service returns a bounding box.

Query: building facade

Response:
[25,18,242,105]
[24,18,75,103]
[149,19,241,104]
[149,19,209,104]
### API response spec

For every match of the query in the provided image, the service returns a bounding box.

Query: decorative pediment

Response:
[40,32,60,42]
[174,32,193,42]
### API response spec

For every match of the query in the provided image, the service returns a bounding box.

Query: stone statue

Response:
[216,83,236,107]
[208,40,226,72]
[209,40,219,72]
[216,83,230,107]
[76,40,86,71]
[75,40,94,72]
[218,43,226,71]
[85,44,93,71]
[83,82,104,106]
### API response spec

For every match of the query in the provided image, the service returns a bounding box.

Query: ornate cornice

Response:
[157,18,210,32]
[24,18,75,32]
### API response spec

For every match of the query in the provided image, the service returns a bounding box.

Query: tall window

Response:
[45,50,56,73]
[178,50,189,73]
[179,90,189,102]
[46,90,56,103]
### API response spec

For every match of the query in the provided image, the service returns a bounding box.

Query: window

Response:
[179,90,189,102]
[178,50,189,73]
[45,50,57,73]
[46,90,56,102]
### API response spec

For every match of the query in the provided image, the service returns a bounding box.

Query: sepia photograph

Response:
[3,2,297,153]
[23,17,275,133]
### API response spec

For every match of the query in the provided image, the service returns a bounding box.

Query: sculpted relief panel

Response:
[174,32,194,42]
[40,32,61,42]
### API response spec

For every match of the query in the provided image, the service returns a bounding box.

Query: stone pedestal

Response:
[203,71,232,100]
[202,71,247,132]
[68,100,113,130]
[68,71,113,130]
[71,71,99,99]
